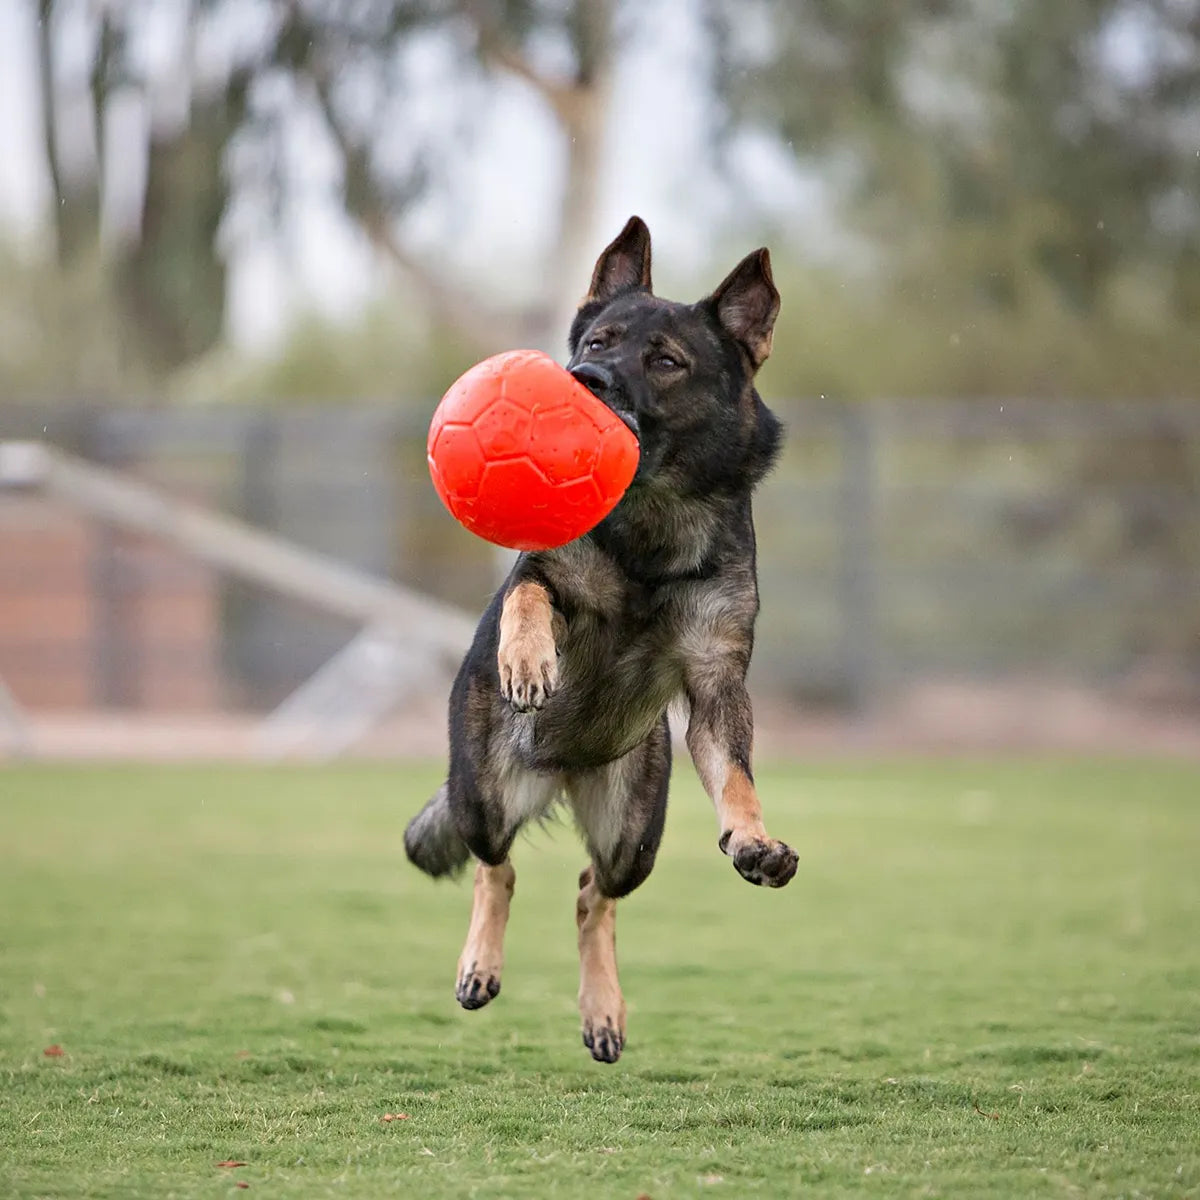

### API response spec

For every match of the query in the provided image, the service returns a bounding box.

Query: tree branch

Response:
[300,42,531,350]
[36,0,65,245]
[459,0,579,124]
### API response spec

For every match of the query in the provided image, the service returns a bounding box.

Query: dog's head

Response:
[566,216,782,496]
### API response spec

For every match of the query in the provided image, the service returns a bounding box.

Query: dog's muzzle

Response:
[569,362,640,438]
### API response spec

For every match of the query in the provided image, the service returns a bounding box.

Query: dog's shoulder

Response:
[520,539,626,615]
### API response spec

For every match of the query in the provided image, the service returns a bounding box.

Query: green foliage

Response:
[716,0,1200,321]
[13,0,1200,404]
[2,760,1198,1198]
[7,237,1197,407]
[0,248,155,401]
[764,253,1200,402]
[166,222,1200,408]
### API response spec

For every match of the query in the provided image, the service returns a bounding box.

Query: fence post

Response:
[838,403,878,713]
[241,411,279,531]
[85,411,135,708]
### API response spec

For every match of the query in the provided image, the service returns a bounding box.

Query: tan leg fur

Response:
[498,581,558,711]
[456,860,516,1010]
[688,724,798,888]
[576,866,626,1063]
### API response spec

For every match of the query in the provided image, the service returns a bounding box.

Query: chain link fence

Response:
[2,399,1198,715]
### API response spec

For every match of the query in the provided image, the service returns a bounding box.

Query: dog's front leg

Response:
[685,668,798,889]
[498,580,559,711]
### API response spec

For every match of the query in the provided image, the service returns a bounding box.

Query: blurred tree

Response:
[36,0,101,269]
[264,0,616,349]
[34,0,245,372]
[709,0,1200,318]
[25,0,618,375]
[706,0,1200,683]
[115,75,250,370]
[17,0,1200,389]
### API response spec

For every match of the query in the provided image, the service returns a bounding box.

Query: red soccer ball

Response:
[427,349,639,551]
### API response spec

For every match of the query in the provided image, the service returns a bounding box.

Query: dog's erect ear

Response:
[585,216,653,304]
[707,248,780,371]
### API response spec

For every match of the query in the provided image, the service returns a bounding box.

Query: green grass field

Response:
[2,760,1198,1198]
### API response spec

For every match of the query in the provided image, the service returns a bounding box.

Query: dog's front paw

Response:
[719,831,798,888]
[498,632,558,711]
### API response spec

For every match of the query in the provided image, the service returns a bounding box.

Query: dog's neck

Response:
[589,483,730,584]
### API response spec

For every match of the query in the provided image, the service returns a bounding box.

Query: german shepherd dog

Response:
[405,216,796,1063]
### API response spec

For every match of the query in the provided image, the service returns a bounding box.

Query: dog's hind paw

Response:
[720,832,798,888]
[582,1018,625,1064]
[456,964,501,1010]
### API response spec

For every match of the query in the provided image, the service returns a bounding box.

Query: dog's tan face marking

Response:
[576,865,625,1063]
[456,860,516,1010]
[498,581,558,711]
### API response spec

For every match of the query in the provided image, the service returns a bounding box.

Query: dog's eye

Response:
[585,338,606,353]
[652,353,683,371]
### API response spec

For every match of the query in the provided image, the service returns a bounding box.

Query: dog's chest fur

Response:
[520,534,752,771]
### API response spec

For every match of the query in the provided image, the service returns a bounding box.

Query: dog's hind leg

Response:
[566,718,671,1062]
[575,865,624,1062]
[456,859,516,1009]
[449,758,561,1010]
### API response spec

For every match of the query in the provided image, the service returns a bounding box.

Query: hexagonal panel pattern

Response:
[427,349,640,550]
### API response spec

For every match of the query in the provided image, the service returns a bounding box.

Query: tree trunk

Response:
[538,0,616,353]
[463,0,618,353]
[37,0,101,267]
[115,79,244,370]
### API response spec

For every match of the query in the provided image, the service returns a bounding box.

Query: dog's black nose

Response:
[569,361,616,397]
